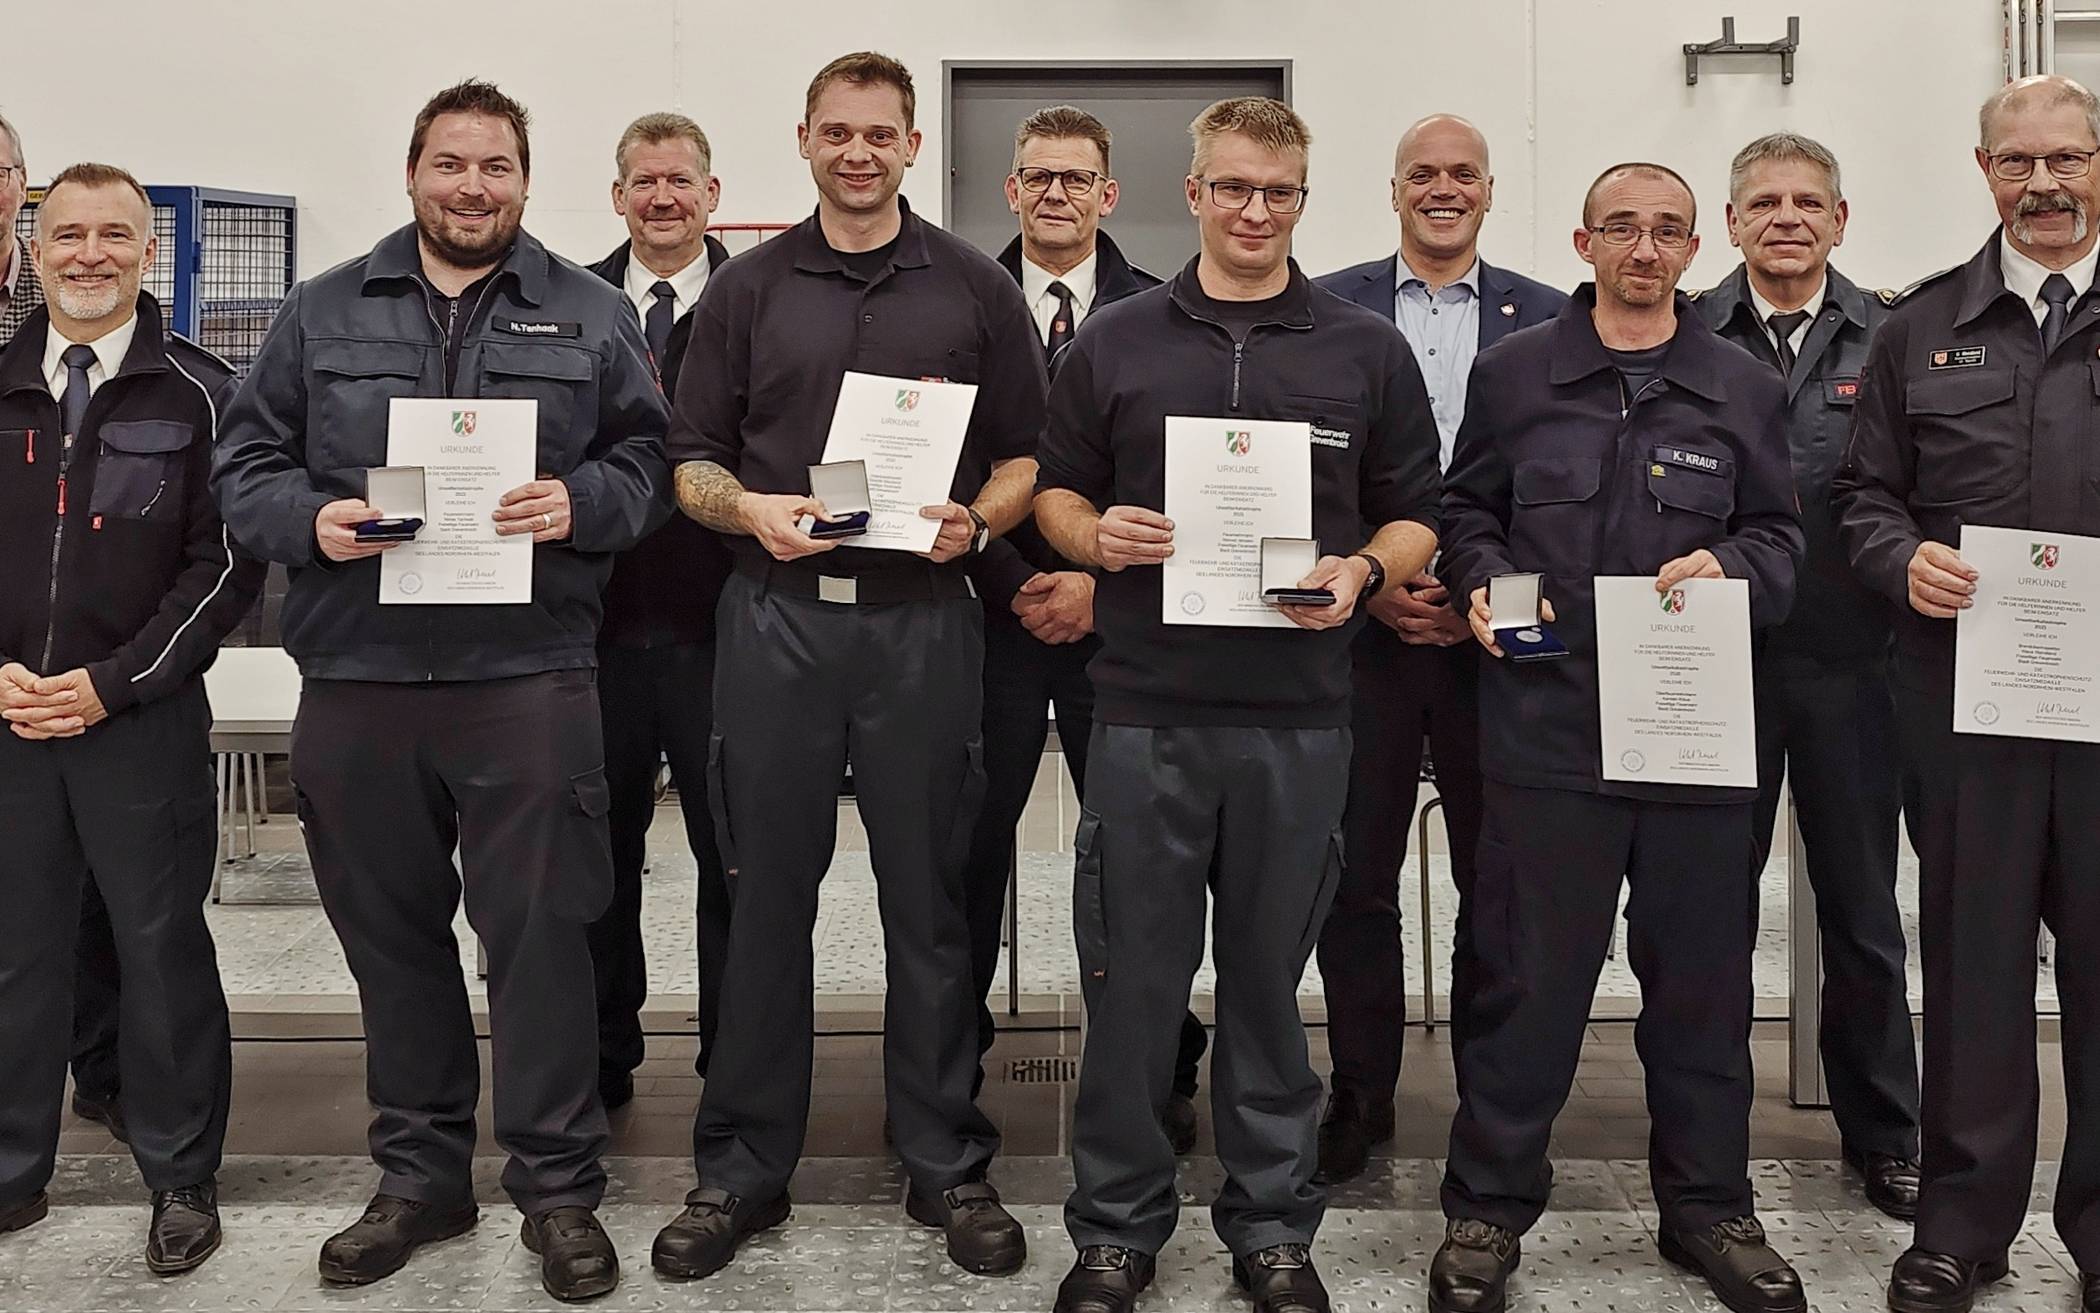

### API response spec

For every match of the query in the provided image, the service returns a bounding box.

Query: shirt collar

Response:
[1998,230,2100,308]
[43,311,140,394]
[1746,274,1826,343]
[1021,248,1098,312]
[1396,253,1480,299]
[622,244,711,312]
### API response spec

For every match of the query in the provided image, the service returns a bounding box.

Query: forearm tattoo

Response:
[675,460,747,533]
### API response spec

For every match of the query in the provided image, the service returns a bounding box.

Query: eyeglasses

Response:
[1200,179,1309,214]
[1015,167,1104,197]
[1986,149,2100,182]
[0,165,23,185]
[1588,222,1694,250]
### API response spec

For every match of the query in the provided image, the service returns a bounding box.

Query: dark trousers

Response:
[70,882,122,1102]
[1749,656,1918,1158]
[588,640,730,1084]
[291,672,613,1215]
[0,678,229,1200]
[1898,685,2100,1267]
[1319,627,1484,1101]
[696,573,997,1198]
[1066,724,1350,1258]
[963,615,1208,1097]
[1444,782,1756,1234]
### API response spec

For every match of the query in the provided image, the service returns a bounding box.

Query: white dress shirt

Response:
[1020,250,1098,347]
[1999,232,2100,326]
[43,313,139,405]
[622,246,711,330]
[1747,276,1826,360]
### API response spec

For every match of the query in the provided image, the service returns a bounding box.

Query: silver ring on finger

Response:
[540,513,552,532]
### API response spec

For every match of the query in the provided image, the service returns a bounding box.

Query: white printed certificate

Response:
[1594,575,1757,787]
[1954,524,2100,742]
[808,372,977,552]
[379,398,535,605]
[1161,417,1312,628]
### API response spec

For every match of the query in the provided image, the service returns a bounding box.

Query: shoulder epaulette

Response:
[1892,265,1961,306]
[1684,287,1708,301]
[1874,288,1898,306]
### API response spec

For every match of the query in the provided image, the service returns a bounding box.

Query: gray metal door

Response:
[943,62,1291,278]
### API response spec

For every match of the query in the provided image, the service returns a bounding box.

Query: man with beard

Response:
[0,162,262,1273]
[1428,162,1806,1313]
[1692,132,1922,1223]
[582,111,735,1112]
[970,104,1212,1149]
[653,51,1044,1283]
[1835,74,2100,1313]
[213,79,669,1303]
[1310,113,1564,1184]
[0,113,128,1155]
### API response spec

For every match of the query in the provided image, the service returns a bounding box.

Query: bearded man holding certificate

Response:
[1033,97,1438,1313]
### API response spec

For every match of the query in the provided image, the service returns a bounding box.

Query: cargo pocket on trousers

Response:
[1294,828,1348,964]
[1072,809,1108,986]
[705,733,738,880]
[563,765,615,922]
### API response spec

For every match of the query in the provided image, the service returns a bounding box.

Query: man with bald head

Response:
[1429,162,1804,1313]
[1313,113,1563,1184]
[1837,74,2100,1313]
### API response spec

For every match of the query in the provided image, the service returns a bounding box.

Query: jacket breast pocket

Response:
[1509,455,1603,573]
[481,341,594,468]
[1284,393,1363,453]
[90,419,191,519]
[312,341,424,469]
[1904,366,2021,503]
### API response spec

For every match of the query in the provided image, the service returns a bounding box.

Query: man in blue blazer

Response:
[1310,114,1564,1184]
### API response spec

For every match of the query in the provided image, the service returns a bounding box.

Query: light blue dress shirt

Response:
[1394,256,1480,471]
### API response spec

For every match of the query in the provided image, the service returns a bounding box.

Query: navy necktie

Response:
[645,280,677,380]
[61,343,96,439]
[1045,281,1076,359]
[1766,310,1810,377]
[2040,272,2075,356]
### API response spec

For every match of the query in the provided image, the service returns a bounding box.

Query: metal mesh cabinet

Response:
[13,185,296,374]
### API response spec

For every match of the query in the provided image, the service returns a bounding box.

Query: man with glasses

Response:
[0,115,42,346]
[1035,97,1440,1313]
[970,105,1212,1151]
[1692,132,1922,1224]
[1310,114,1564,1185]
[1429,162,1805,1313]
[1836,75,2100,1313]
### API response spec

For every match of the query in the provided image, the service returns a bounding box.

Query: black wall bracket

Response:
[1684,16,1801,85]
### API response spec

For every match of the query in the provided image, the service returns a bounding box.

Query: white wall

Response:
[2,0,2008,293]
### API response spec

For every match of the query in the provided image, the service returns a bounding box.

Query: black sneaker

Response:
[1429,1218,1522,1313]
[1054,1245,1156,1313]
[1658,1216,1806,1313]
[650,1187,790,1281]
[1231,1243,1329,1313]
[905,1181,1025,1276]
[318,1194,479,1286]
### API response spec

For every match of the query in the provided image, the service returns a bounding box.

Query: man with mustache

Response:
[1692,132,1922,1223]
[214,79,669,1303]
[1310,113,1564,1185]
[0,161,262,1273]
[1836,74,2100,1313]
[1429,162,1806,1313]
[582,112,735,1113]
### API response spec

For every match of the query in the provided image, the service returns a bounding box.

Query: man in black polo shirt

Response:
[1035,98,1440,1313]
[652,52,1046,1283]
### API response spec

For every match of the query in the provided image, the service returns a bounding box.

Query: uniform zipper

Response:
[1601,371,1665,570]
[41,429,77,670]
[413,273,502,680]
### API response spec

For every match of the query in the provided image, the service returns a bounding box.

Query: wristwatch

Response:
[966,507,991,555]
[1352,552,1388,599]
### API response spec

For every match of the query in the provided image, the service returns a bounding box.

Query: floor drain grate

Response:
[1007,1057,1078,1084]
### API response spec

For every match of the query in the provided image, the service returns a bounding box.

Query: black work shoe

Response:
[146,1179,221,1275]
[906,1180,1026,1276]
[521,1206,619,1302]
[1429,1218,1522,1313]
[1885,1247,2009,1313]
[1054,1245,1156,1313]
[0,1191,49,1235]
[597,1071,635,1113]
[650,1187,790,1281]
[1843,1144,1921,1221]
[1231,1244,1329,1313]
[318,1194,479,1286]
[1312,1090,1393,1186]
[72,1090,129,1145]
[1658,1216,1805,1313]
[1163,1093,1198,1156]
